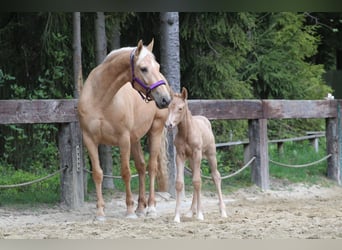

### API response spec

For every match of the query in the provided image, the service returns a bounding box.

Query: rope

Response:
[0,166,68,189]
[269,154,331,168]
[185,156,256,180]
[83,168,141,179]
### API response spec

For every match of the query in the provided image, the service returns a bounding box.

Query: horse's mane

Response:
[103,47,134,63]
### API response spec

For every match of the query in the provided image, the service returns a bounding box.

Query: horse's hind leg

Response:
[83,134,105,220]
[208,154,227,218]
[131,141,147,216]
[185,190,197,218]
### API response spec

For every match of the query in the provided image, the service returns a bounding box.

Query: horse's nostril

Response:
[162,97,171,106]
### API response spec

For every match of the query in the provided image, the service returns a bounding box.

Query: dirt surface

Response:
[1,179,342,239]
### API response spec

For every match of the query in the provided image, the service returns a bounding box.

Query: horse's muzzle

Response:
[156,96,171,109]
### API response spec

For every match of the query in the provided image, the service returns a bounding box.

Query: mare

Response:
[165,87,227,223]
[78,40,172,219]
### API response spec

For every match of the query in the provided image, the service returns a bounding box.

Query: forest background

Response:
[0,12,341,197]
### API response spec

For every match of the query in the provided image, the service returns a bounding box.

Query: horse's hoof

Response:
[221,210,228,218]
[126,213,138,219]
[96,215,106,221]
[197,213,204,221]
[135,210,146,218]
[146,206,157,217]
[174,216,181,223]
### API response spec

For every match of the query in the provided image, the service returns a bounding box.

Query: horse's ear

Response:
[136,40,144,56]
[147,38,154,51]
[181,87,188,100]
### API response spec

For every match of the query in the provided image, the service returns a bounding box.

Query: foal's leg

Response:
[119,137,136,218]
[83,134,105,220]
[131,141,147,216]
[207,153,227,218]
[191,150,204,221]
[174,154,186,223]
[185,159,197,218]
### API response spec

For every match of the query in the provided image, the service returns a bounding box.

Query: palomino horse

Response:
[165,87,227,223]
[78,40,172,219]
[107,82,169,218]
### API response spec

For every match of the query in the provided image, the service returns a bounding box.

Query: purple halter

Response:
[130,48,166,102]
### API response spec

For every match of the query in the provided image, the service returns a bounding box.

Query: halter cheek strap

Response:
[130,49,166,102]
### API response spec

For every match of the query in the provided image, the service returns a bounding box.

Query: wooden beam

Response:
[188,99,262,120]
[0,99,337,125]
[263,100,337,119]
[0,99,78,124]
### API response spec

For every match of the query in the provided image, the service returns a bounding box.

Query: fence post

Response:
[326,101,342,185]
[59,121,85,209]
[248,119,270,190]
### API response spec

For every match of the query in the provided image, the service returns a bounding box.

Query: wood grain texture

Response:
[0,99,78,124]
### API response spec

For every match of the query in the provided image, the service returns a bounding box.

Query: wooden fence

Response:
[1,99,341,209]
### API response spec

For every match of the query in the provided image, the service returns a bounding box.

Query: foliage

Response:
[0,164,60,204]
[180,12,255,100]
[244,12,330,100]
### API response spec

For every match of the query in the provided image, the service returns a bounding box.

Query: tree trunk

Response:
[95,12,114,190]
[72,11,86,195]
[160,12,181,197]
[110,20,120,51]
[73,12,83,99]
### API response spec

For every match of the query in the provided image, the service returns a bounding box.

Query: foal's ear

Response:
[136,40,144,56]
[147,38,154,52]
[181,87,188,100]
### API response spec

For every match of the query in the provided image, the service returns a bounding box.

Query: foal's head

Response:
[131,39,172,109]
[165,87,189,129]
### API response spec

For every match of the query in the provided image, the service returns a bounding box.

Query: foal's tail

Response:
[156,127,169,192]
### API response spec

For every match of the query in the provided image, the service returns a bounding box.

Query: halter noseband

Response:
[130,49,166,102]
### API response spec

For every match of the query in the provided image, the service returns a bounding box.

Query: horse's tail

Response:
[156,127,169,192]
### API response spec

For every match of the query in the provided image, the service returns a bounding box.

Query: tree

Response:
[160,12,181,197]
[245,12,330,100]
[73,12,82,99]
[94,12,114,190]
[160,12,181,92]
[180,12,255,100]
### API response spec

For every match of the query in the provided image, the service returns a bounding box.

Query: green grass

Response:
[268,139,328,184]
[0,166,60,205]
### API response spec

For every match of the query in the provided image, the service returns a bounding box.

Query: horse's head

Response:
[130,39,172,109]
[165,87,188,130]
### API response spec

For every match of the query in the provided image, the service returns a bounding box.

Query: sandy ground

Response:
[1,179,342,239]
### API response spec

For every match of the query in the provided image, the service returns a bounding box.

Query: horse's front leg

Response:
[119,138,136,218]
[191,150,204,221]
[174,153,186,223]
[83,134,105,220]
[131,141,147,216]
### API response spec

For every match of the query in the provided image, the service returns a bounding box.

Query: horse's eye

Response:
[140,67,148,73]
[178,107,183,111]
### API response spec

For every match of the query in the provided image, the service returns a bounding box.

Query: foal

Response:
[166,87,227,223]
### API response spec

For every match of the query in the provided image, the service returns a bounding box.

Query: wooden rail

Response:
[1,99,341,208]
